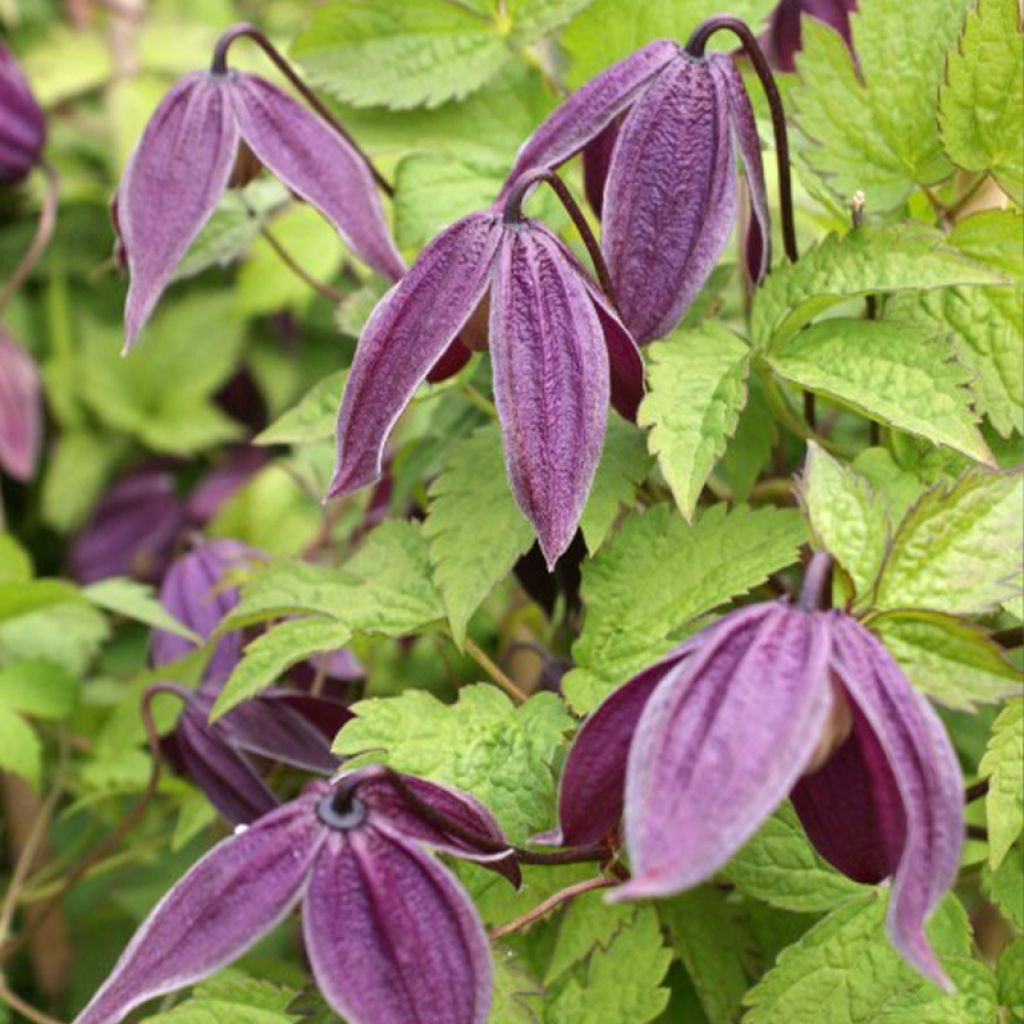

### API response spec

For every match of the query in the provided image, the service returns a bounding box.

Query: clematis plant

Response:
[545,553,964,988]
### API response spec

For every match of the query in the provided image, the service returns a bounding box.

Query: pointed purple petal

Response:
[305,827,492,1024]
[0,330,42,481]
[604,56,737,343]
[490,225,609,567]
[618,604,833,898]
[498,40,678,203]
[330,213,502,497]
[119,72,239,351]
[830,615,963,989]
[73,796,322,1024]
[582,119,621,219]
[230,73,404,283]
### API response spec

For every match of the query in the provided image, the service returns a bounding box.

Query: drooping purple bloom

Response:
[114,69,404,351]
[73,767,514,1024]
[0,44,45,185]
[549,557,963,987]
[499,40,770,343]
[760,0,858,72]
[330,202,644,568]
[0,329,42,481]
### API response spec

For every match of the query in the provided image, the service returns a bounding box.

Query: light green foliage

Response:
[544,888,636,985]
[335,684,572,839]
[639,323,751,521]
[424,424,534,647]
[983,846,1024,929]
[792,0,971,207]
[980,698,1024,867]
[83,578,198,642]
[256,371,346,446]
[874,466,1024,615]
[722,803,867,914]
[566,504,806,711]
[939,0,1024,203]
[767,319,991,464]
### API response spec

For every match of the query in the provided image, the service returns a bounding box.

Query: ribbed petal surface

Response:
[490,224,609,567]
[604,56,737,343]
[0,330,41,481]
[73,797,322,1024]
[119,72,239,351]
[331,213,502,497]
[0,44,45,184]
[230,73,404,283]
[305,827,492,1024]
[619,604,833,898]
[830,615,963,989]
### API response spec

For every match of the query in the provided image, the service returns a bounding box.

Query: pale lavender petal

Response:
[305,827,492,1024]
[604,56,737,343]
[0,44,45,184]
[582,119,620,219]
[490,225,609,567]
[0,330,42,481]
[830,615,963,989]
[73,796,322,1024]
[330,213,502,497]
[498,40,679,203]
[230,73,404,283]
[119,72,239,351]
[618,604,833,898]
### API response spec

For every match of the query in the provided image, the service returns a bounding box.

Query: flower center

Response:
[316,786,369,831]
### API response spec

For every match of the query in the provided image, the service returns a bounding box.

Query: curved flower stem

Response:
[502,167,619,313]
[464,637,529,704]
[257,221,346,304]
[209,23,393,197]
[685,16,798,265]
[0,161,59,314]
[489,875,618,940]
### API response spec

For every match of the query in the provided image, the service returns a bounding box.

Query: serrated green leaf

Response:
[639,323,751,521]
[566,504,805,711]
[983,845,1023,928]
[875,466,1023,615]
[980,698,1024,867]
[424,424,534,648]
[0,535,31,584]
[255,371,346,446]
[752,225,1006,348]
[544,889,636,986]
[0,660,78,719]
[939,0,1023,203]
[997,938,1024,1018]
[0,706,41,789]
[83,577,199,643]
[335,684,571,839]
[791,1,971,208]
[766,319,992,464]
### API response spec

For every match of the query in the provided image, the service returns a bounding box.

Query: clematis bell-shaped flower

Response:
[74,767,516,1024]
[547,554,964,987]
[330,179,644,568]
[761,0,858,72]
[0,44,45,185]
[498,38,770,344]
[0,329,42,481]
[114,65,404,351]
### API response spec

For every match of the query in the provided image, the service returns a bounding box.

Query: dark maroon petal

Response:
[72,796,323,1024]
[0,44,45,184]
[0,329,42,481]
[498,40,678,203]
[185,446,267,524]
[304,827,492,1024]
[119,73,239,351]
[582,118,621,219]
[830,615,963,989]
[330,213,502,498]
[618,604,833,899]
[230,73,404,283]
[490,225,609,567]
[604,56,737,344]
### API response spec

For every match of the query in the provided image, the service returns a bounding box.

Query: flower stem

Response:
[209,23,393,197]
[489,875,618,940]
[0,161,59,314]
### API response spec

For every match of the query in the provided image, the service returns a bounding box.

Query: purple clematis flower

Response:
[498,39,770,343]
[0,43,45,185]
[761,0,858,72]
[547,555,964,987]
[329,190,644,568]
[74,767,515,1024]
[114,66,404,351]
[0,329,42,481]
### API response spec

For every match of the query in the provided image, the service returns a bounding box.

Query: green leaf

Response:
[0,535,31,584]
[255,371,346,446]
[0,660,78,719]
[752,225,1006,348]
[982,845,1023,929]
[544,889,636,985]
[424,424,533,648]
[565,504,806,712]
[83,578,199,643]
[875,466,1024,615]
[0,706,41,789]
[722,803,867,914]
[871,613,1021,712]
[638,323,751,521]
[997,938,1024,1019]
[791,0,971,208]
[980,698,1024,867]
[766,319,992,464]
[334,684,572,839]
[580,416,652,555]
[939,0,1024,203]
